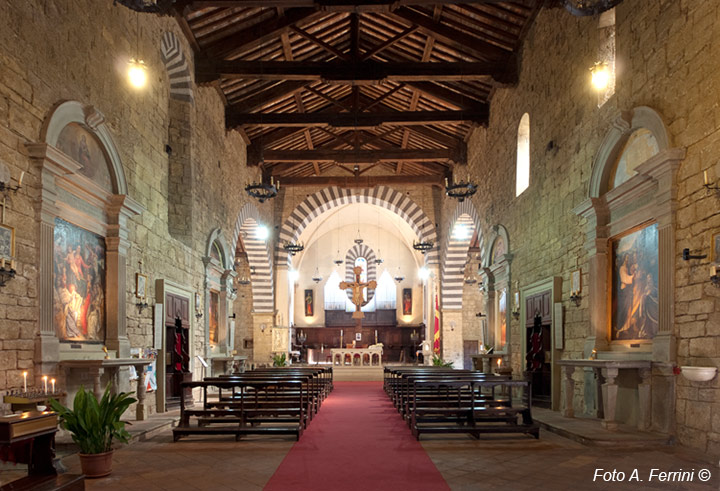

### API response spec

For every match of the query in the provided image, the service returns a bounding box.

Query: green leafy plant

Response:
[272,353,288,367]
[432,355,454,368]
[49,384,136,455]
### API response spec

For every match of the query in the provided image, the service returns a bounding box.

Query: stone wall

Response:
[0,0,267,414]
[444,0,720,455]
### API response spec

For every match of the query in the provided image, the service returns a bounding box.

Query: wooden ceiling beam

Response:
[201,8,323,60]
[390,7,512,63]
[361,25,418,61]
[227,108,488,127]
[257,148,461,163]
[274,175,445,187]
[404,81,483,109]
[196,59,509,84]
[290,25,351,61]
[188,1,532,10]
[228,80,309,112]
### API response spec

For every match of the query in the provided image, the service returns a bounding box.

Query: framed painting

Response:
[136,273,147,299]
[304,289,314,317]
[610,223,658,341]
[497,288,507,349]
[0,223,14,260]
[571,269,581,295]
[53,218,106,342]
[195,292,202,313]
[209,291,219,345]
[711,232,720,263]
[402,288,412,315]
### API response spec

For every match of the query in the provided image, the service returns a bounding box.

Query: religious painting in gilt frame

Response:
[56,123,113,192]
[497,288,507,350]
[610,223,658,341]
[0,223,14,261]
[402,288,412,316]
[53,218,106,343]
[304,289,314,317]
[209,291,219,345]
[711,232,720,263]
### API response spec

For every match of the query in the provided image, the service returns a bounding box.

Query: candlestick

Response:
[22,371,27,392]
[704,170,709,185]
[51,379,55,393]
[17,171,24,188]
[42,375,48,394]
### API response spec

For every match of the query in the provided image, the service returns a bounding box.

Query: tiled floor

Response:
[53,426,719,490]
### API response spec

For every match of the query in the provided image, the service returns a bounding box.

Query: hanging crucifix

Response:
[340,265,376,323]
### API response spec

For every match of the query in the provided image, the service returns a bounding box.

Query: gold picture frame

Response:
[0,223,15,260]
[711,232,720,263]
[135,273,148,299]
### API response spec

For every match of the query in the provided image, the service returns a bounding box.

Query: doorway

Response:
[524,291,552,408]
[165,292,192,409]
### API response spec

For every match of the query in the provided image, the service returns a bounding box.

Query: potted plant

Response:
[272,353,288,367]
[49,384,136,478]
[432,355,454,368]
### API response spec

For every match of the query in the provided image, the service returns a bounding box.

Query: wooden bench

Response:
[0,474,85,491]
[407,378,539,440]
[173,378,306,442]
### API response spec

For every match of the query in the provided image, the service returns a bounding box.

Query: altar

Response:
[330,347,383,367]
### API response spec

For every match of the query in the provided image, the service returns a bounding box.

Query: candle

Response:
[10,259,15,270]
[42,375,48,394]
[0,258,4,269]
[375,329,378,344]
[704,170,709,185]
[712,265,717,277]
[445,177,449,187]
[497,358,502,367]
[51,379,55,393]
[17,171,24,187]
[22,371,27,392]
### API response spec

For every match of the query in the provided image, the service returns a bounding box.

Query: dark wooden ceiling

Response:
[173,1,542,186]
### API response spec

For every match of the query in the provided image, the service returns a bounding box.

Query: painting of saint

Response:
[56,123,113,192]
[402,288,412,316]
[305,289,314,317]
[209,291,219,345]
[0,224,14,259]
[497,288,507,349]
[53,218,106,342]
[611,223,659,341]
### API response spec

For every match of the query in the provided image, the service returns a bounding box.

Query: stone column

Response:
[106,195,143,358]
[601,367,619,431]
[252,312,275,366]
[440,310,463,367]
[562,365,575,418]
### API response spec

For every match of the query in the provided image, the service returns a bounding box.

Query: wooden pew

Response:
[173,378,306,442]
[408,378,539,440]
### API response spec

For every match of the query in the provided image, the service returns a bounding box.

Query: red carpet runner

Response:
[264,381,449,491]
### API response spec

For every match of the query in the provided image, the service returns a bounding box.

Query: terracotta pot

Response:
[78,450,114,478]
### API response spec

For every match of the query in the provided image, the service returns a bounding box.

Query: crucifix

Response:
[339,265,376,324]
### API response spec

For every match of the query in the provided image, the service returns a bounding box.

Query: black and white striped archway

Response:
[277,186,437,267]
[440,200,484,310]
[231,203,273,313]
[160,32,193,103]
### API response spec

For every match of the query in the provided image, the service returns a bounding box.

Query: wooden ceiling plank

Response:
[258,148,459,163]
[290,25,351,61]
[275,175,444,187]
[304,86,353,111]
[229,80,308,112]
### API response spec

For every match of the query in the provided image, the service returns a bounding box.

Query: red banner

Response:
[433,292,440,354]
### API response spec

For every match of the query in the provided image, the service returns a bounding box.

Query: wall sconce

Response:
[135,299,149,313]
[512,309,520,320]
[682,248,707,261]
[477,281,485,292]
[569,291,582,307]
[0,259,16,287]
[590,61,610,91]
[711,265,720,288]
[0,168,24,194]
[703,170,720,195]
[475,312,486,318]
[195,311,203,320]
[260,323,267,333]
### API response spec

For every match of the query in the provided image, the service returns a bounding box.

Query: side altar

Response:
[330,346,383,367]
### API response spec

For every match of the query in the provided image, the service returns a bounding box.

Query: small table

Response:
[556,359,652,431]
[59,359,153,420]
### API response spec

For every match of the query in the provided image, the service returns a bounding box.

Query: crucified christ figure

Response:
[339,265,376,320]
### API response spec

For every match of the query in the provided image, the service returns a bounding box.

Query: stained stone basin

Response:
[681,366,717,382]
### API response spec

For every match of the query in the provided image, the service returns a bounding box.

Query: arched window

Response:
[374,270,397,310]
[516,113,530,196]
[324,270,346,310]
[354,256,368,301]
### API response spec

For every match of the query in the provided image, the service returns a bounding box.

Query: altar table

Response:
[330,347,383,367]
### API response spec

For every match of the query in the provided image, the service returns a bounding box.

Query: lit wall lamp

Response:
[711,265,720,288]
[703,170,720,195]
[569,291,582,307]
[590,61,610,91]
[0,170,24,194]
[0,258,16,287]
[135,298,149,313]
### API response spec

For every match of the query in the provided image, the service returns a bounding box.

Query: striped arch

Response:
[344,244,377,304]
[231,203,273,313]
[278,186,437,266]
[440,200,484,310]
[160,32,193,103]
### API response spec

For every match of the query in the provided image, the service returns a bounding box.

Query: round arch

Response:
[440,199,484,310]
[160,32,194,103]
[231,203,273,313]
[277,186,437,266]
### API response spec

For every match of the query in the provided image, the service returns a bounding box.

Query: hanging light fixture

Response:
[412,239,434,254]
[283,188,303,255]
[394,266,405,283]
[245,176,279,203]
[312,267,323,283]
[127,12,148,90]
[590,61,610,91]
[445,176,477,202]
[354,229,363,245]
